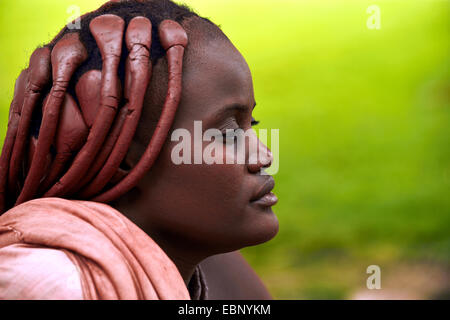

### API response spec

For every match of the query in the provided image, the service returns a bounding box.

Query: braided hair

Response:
[0,0,226,214]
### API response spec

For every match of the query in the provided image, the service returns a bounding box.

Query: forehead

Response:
[176,38,255,125]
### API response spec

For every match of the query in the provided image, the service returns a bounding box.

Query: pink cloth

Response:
[0,243,84,299]
[0,197,190,300]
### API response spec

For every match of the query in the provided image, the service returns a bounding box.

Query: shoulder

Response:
[200,250,273,300]
[0,243,84,300]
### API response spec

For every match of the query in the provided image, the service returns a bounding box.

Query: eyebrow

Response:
[217,102,256,116]
[207,102,257,127]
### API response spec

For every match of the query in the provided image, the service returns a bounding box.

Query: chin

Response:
[241,207,279,247]
[200,206,279,254]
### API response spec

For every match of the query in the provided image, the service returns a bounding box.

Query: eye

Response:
[216,118,239,144]
[251,117,260,126]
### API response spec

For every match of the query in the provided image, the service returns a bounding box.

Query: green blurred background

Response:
[0,0,449,299]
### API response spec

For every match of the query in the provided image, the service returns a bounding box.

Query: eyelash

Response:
[220,118,260,144]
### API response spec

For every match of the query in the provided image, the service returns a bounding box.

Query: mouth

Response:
[250,176,278,207]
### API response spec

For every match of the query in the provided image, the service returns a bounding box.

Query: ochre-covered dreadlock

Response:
[0,0,192,214]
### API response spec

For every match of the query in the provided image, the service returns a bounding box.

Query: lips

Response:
[251,176,278,207]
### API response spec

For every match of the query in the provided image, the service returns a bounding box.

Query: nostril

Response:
[260,149,273,167]
[262,157,272,168]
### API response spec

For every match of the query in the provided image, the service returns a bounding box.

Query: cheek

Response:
[139,138,278,249]
[143,139,250,225]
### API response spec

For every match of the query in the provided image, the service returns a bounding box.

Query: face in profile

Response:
[0,0,281,300]
[124,22,279,256]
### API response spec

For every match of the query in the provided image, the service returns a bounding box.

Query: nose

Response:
[248,137,273,174]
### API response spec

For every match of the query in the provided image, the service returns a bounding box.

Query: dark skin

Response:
[112,19,278,298]
[0,13,274,299]
[200,251,273,299]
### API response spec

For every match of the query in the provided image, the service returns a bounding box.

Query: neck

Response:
[148,230,204,286]
[110,200,208,286]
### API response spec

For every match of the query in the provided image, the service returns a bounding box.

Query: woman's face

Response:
[133,37,279,255]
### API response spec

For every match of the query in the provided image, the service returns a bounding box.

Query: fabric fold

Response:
[0,197,190,300]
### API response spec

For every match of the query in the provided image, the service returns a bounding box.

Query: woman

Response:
[0,0,278,299]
